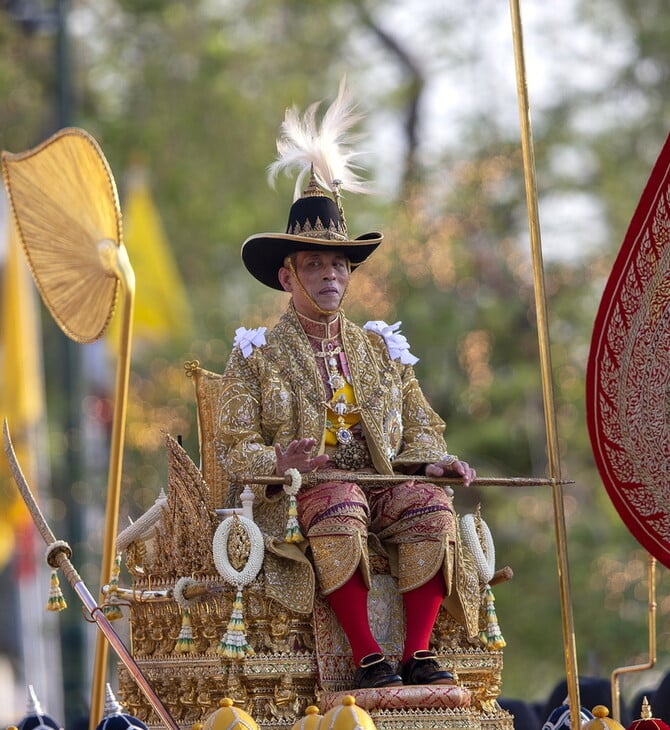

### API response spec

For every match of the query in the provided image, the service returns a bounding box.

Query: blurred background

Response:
[0,0,668,727]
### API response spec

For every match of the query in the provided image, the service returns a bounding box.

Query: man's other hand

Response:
[425,459,476,486]
[275,438,329,475]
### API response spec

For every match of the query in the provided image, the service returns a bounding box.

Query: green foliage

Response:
[0,13,54,151]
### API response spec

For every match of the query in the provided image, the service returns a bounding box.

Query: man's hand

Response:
[425,459,476,487]
[275,438,329,475]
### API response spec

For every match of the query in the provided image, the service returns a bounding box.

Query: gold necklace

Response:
[313,341,345,393]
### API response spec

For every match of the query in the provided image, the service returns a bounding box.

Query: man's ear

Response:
[278,267,293,293]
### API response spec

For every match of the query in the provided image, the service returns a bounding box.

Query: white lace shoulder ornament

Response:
[233,326,267,358]
[363,320,419,365]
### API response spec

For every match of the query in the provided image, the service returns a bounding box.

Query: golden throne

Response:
[115,362,513,730]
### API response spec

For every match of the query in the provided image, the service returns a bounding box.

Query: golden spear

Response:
[508,0,581,720]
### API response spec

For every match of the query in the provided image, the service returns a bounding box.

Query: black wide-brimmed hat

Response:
[241,79,383,290]
[242,180,382,290]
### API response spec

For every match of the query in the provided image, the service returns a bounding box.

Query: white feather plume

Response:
[268,78,371,201]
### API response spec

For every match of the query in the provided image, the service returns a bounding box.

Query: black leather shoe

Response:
[400,650,455,685]
[354,653,403,689]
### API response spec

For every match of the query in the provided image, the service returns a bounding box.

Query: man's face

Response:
[279,250,351,316]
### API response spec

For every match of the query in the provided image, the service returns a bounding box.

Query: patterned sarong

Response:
[297,478,455,594]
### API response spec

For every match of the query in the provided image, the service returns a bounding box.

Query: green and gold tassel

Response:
[482,585,506,650]
[284,494,304,543]
[175,607,195,653]
[217,589,255,659]
[46,570,67,612]
[102,553,123,621]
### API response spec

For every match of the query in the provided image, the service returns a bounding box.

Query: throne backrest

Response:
[185,360,228,508]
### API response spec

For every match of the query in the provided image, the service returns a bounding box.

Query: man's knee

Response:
[308,531,370,594]
[297,480,370,532]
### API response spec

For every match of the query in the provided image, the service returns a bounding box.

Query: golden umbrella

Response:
[2,127,135,728]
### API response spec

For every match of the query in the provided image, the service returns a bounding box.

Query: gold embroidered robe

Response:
[215,305,479,635]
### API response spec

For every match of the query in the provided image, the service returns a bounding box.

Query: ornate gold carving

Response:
[262,608,292,653]
[153,434,218,578]
[227,515,252,570]
[268,673,302,721]
[120,536,506,730]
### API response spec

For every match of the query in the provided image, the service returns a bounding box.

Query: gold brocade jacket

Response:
[215,305,476,623]
[216,305,453,480]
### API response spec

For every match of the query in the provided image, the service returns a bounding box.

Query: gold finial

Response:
[303,167,324,198]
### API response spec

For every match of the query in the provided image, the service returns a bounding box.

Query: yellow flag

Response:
[107,162,193,351]
[0,186,45,569]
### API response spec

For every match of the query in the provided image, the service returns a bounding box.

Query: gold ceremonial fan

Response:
[2,127,125,343]
[2,127,135,727]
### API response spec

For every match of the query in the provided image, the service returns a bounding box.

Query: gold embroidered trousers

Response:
[297,478,456,595]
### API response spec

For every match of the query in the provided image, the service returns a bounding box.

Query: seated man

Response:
[215,85,480,690]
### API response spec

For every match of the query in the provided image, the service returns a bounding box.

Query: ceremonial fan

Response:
[586,132,670,572]
[586,133,670,718]
[1,128,144,728]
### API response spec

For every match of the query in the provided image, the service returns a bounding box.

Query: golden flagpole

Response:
[89,240,135,729]
[508,0,581,719]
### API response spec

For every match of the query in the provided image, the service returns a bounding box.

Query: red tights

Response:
[401,571,446,661]
[326,569,447,665]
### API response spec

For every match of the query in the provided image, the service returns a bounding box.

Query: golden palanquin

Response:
[115,363,514,730]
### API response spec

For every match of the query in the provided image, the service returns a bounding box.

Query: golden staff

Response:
[233,473,573,489]
[3,421,178,730]
[508,0,581,719]
[1,128,135,729]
